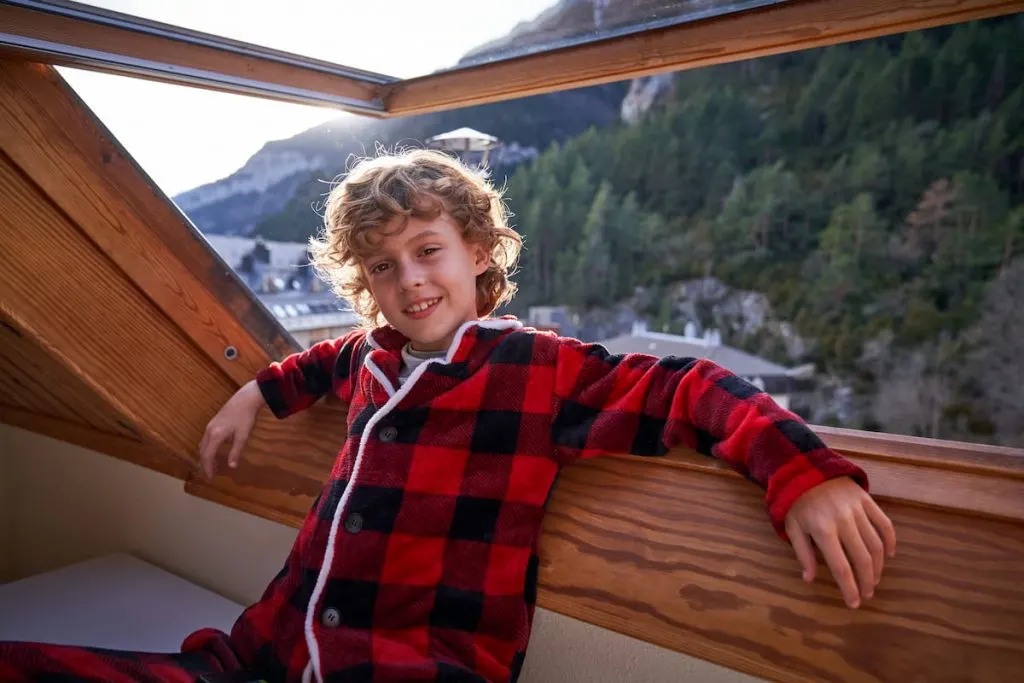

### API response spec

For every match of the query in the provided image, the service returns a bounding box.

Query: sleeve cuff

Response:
[254,367,292,420]
[766,450,869,541]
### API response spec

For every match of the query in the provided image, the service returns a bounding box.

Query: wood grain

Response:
[0,150,351,490]
[539,455,1024,682]
[0,60,352,516]
[184,396,350,523]
[0,59,295,383]
[0,406,190,480]
[0,312,137,439]
[384,0,1024,116]
[0,150,233,462]
[816,424,1024,475]
[647,441,1024,524]
[0,3,382,112]
[181,410,1024,681]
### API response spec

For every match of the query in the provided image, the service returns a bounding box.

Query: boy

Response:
[1,149,895,683]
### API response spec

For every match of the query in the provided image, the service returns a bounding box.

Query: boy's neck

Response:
[405,343,447,357]
[404,317,483,354]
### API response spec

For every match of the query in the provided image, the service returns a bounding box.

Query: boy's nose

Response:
[398,262,426,290]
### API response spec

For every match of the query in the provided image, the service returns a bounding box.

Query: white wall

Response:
[2,425,297,605]
[1,424,759,683]
[0,424,12,582]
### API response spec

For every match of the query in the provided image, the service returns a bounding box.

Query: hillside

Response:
[458,0,754,68]
[175,82,628,236]
[500,16,1023,446]
[174,11,1023,448]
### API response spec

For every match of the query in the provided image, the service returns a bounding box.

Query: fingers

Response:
[855,509,885,588]
[839,515,876,602]
[198,431,208,467]
[200,427,228,481]
[787,483,897,609]
[227,428,248,469]
[199,431,212,480]
[866,497,897,558]
[786,518,817,582]
[815,529,861,608]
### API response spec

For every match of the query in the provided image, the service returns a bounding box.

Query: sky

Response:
[60,0,554,196]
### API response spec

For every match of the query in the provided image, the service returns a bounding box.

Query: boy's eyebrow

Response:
[364,229,446,263]
[407,229,443,242]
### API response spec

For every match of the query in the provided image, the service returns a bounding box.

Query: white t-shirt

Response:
[397,343,447,386]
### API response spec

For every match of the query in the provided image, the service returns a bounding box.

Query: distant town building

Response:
[257,290,358,347]
[598,321,808,411]
[205,234,355,347]
[426,127,501,168]
[526,306,579,337]
[204,235,317,294]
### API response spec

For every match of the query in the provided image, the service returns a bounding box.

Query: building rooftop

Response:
[599,323,793,379]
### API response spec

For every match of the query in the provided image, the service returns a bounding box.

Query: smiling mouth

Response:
[404,297,441,318]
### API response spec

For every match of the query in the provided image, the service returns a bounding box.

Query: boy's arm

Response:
[548,337,868,537]
[257,328,367,419]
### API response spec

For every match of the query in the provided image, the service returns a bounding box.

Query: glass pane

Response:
[70,0,787,79]
[58,66,359,351]
[59,9,1024,450]
[58,68,340,197]
[498,16,1024,450]
[452,0,788,72]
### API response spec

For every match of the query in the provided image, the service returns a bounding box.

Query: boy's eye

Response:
[421,247,440,257]
[370,262,390,274]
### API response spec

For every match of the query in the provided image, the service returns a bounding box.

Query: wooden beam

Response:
[648,434,1024,524]
[0,406,190,480]
[0,312,139,439]
[0,58,352,508]
[383,0,1024,116]
[540,454,1024,683]
[0,149,349,483]
[184,396,350,526]
[0,151,233,464]
[0,0,387,115]
[0,59,296,382]
[3,0,1017,120]
[186,399,1024,681]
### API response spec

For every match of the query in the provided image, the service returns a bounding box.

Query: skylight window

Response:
[61,0,787,79]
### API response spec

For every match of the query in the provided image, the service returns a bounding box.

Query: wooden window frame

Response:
[1,0,1020,117]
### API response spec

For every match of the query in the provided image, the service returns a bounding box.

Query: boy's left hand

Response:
[784,477,896,609]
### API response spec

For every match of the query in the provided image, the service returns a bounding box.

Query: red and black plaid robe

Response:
[1,317,867,682]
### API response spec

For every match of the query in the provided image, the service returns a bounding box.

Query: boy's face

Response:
[362,212,489,352]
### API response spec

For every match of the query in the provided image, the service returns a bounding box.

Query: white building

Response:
[598,321,807,410]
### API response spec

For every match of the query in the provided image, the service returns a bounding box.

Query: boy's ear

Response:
[472,244,490,277]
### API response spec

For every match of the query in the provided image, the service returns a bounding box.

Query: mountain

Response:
[457,0,743,69]
[174,81,630,237]
[499,15,1024,445]
[168,5,1023,447]
[173,0,720,237]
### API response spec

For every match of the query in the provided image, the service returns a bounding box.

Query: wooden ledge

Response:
[615,428,1024,524]
[815,424,1024,476]
[542,451,1024,682]
[180,407,1024,680]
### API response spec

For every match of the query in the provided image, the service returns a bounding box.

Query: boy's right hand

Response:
[199,380,264,481]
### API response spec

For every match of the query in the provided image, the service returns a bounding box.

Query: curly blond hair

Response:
[308,148,522,327]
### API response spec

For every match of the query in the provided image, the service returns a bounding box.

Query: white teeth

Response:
[406,298,439,314]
